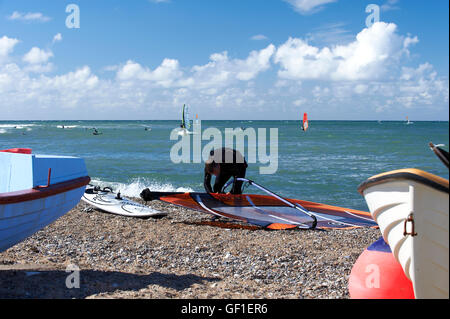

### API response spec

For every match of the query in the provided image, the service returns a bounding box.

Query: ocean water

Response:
[1,120,448,211]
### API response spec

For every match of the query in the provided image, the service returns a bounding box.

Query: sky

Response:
[0,0,448,120]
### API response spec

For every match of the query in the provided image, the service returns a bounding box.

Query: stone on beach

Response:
[0,199,379,299]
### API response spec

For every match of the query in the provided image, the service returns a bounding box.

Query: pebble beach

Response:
[0,198,380,299]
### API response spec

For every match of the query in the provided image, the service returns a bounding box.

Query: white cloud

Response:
[304,61,448,113]
[381,0,400,11]
[48,66,99,90]
[293,98,306,106]
[103,65,119,72]
[0,36,19,61]
[274,22,417,81]
[190,44,276,88]
[396,63,448,107]
[251,34,268,41]
[53,33,63,43]
[354,84,368,94]
[114,44,275,90]
[312,85,330,99]
[403,36,418,48]
[400,63,433,81]
[23,47,53,64]
[24,63,54,73]
[0,22,447,120]
[0,41,279,118]
[116,59,183,88]
[7,11,51,22]
[0,64,100,109]
[306,23,353,45]
[403,35,419,57]
[20,47,55,73]
[284,0,337,14]
[235,45,275,80]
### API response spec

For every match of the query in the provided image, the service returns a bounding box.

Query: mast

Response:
[181,104,186,128]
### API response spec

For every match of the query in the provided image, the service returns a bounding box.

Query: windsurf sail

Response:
[406,116,413,125]
[140,178,377,230]
[429,142,449,169]
[302,113,309,131]
[181,104,191,130]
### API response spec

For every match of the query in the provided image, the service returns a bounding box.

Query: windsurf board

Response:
[82,187,166,218]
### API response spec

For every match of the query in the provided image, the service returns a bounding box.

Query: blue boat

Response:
[0,148,90,252]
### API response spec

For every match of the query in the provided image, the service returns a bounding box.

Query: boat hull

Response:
[359,169,449,299]
[0,149,90,252]
[0,185,86,252]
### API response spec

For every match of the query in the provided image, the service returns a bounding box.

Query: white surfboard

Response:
[82,187,167,218]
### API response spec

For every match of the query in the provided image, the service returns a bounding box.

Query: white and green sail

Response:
[181,104,191,130]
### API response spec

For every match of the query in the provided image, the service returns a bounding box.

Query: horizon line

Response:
[1,119,449,122]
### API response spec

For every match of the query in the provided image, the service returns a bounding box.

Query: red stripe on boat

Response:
[0,176,91,204]
[0,148,32,154]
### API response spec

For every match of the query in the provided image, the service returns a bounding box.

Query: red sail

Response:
[303,113,309,131]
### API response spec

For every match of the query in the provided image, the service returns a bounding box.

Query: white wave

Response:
[57,125,78,129]
[0,124,37,129]
[89,177,194,198]
[0,129,7,134]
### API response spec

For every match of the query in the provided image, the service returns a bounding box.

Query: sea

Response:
[1,120,448,212]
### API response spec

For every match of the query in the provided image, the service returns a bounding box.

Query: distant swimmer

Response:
[93,128,102,135]
[204,147,248,195]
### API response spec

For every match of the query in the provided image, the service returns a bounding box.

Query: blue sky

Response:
[0,0,448,120]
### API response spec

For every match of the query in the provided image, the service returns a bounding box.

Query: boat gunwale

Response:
[358,169,449,195]
[0,176,91,205]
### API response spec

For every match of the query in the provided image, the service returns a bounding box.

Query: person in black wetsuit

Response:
[204,148,248,194]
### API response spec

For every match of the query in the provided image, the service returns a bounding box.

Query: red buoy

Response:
[349,237,415,299]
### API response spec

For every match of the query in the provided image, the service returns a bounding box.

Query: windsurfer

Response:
[204,148,248,195]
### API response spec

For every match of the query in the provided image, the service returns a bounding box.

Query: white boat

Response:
[0,148,90,252]
[358,167,449,299]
